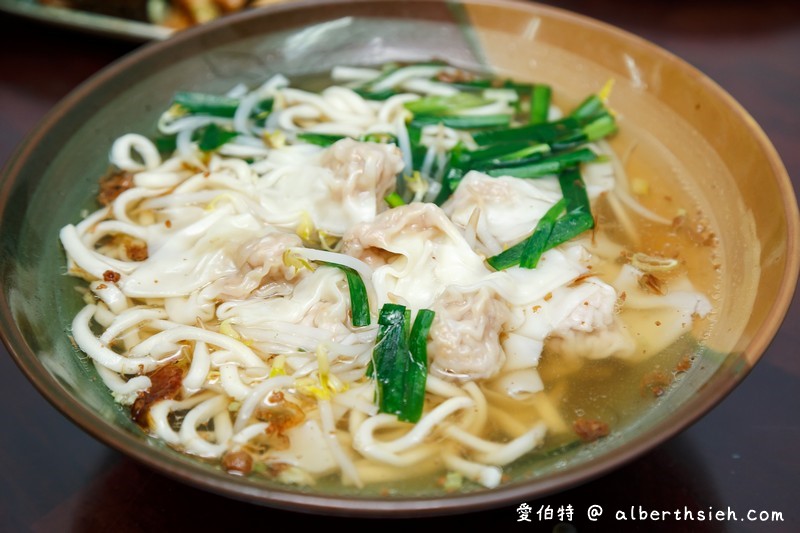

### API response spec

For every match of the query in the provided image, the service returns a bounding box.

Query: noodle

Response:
[59,62,716,491]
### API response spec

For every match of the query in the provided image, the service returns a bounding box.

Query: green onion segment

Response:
[317,261,371,327]
[198,123,238,152]
[371,304,435,423]
[488,166,595,270]
[385,191,406,208]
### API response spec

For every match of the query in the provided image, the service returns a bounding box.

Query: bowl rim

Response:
[1,0,798,517]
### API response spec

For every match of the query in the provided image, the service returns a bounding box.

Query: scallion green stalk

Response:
[529,84,552,124]
[385,192,406,208]
[404,309,435,422]
[520,199,565,268]
[485,148,597,178]
[404,93,491,116]
[371,304,435,423]
[410,114,512,130]
[487,167,594,270]
[172,92,273,118]
[296,132,346,147]
[198,123,238,152]
[570,93,605,120]
[317,261,371,327]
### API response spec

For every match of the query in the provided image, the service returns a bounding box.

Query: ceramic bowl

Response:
[1,0,797,517]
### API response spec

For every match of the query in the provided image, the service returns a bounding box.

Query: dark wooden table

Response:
[1,2,798,531]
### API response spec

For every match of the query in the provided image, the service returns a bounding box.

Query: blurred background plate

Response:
[0,0,173,41]
[0,0,296,41]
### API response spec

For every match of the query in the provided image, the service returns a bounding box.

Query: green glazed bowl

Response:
[1,0,798,516]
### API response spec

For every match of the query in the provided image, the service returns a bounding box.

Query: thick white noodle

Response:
[176,126,205,169]
[183,341,211,393]
[60,225,127,280]
[218,362,256,401]
[425,374,470,398]
[129,326,267,369]
[446,421,547,465]
[94,361,151,404]
[91,302,116,328]
[330,66,381,82]
[394,114,413,175]
[231,422,271,445]
[90,280,129,315]
[353,396,473,464]
[133,170,185,189]
[110,133,161,171]
[442,452,503,489]
[179,395,232,457]
[71,304,159,374]
[112,187,168,225]
[287,247,375,286]
[332,382,378,416]
[350,452,442,485]
[225,82,249,98]
[461,381,489,434]
[158,115,229,136]
[233,90,261,135]
[83,220,148,245]
[487,406,530,438]
[232,375,295,433]
[370,65,446,92]
[318,399,363,487]
[74,206,111,234]
[149,393,215,445]
[99,307,167,344]
[377,93,418,125]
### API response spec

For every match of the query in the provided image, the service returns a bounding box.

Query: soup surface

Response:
[59,61,719,493]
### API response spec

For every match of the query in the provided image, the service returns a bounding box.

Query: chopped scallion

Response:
[352,87,398,101]
[485,148,597,178]
[296,132,346,147]
[570,93,605,120]
[198,123,238,152]
[453,141,533,168]
[529,84,552,124]
[172,92,273,118]
[404,308,435,422]
[520,199,565,268]
[385,192,406,208]
[317,261,371,327]
[174,91,240,117]
[583,114,618,141]
[447,78,533,93]
[410,114,512,130]
[487,167,594,270]
[361,132,397,144]
[404,93,490,116]
[471,116,581,145]
[371,304,435,423]
[558,165,592,213]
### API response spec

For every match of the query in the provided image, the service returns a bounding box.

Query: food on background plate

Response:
[39,0,290,30]
[59,61,718,492]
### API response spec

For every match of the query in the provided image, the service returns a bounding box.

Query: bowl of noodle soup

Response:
[1,0,797,516]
